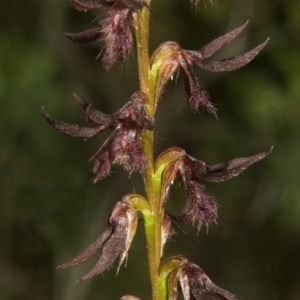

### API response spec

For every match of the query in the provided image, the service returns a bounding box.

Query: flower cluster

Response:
[44,0,272,299]
[43,91,153,182]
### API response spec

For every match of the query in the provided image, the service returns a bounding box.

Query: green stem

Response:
[135,4,150,99]
[134,3,164,300]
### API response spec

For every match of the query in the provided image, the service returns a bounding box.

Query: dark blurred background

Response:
[1,0,299,299]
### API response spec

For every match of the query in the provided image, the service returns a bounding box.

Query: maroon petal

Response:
[195,148,273,182]
[190,21,249,60]
[100,8,134,69]
[56,226,113,269]
[64,28,102,43]
[79,219,127,280]
[68,0,103,11]
[73,93,114,126]
[57,201,138,281]
[42,108,105,138]
[204,285,239,300]
[79,202,134,280]
[175,180,218,230]
[195,39,269,72]
[181,66,217,117]
[189,89,217,117]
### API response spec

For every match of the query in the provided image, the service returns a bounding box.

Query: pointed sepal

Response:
[64,28,102,43]
[56,196,140,281]
[193,147,273,182]
[42,107,105,138]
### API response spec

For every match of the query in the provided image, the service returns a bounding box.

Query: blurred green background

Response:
[1,0,299,299]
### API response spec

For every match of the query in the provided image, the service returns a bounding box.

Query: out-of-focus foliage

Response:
[0,0,299,299]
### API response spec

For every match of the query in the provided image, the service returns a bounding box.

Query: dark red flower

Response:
[168,259,239,300]
[158,147,272,230]
[65,0,148,68]
[57,198,138,281]
[150,21,268,116]
[42,91,154,182]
